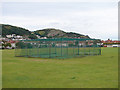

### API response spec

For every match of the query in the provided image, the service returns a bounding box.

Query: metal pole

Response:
[39,41,41,57]
[26,43,28,57]
[84,41,85,56]
[55,41,56,55]
[73,41,74,56]
[37,42,39,57]
[89,42,90,55]
[61,38,62,57]
[67,41,68,56]
[49,41,51,58]
[78,41,79,55]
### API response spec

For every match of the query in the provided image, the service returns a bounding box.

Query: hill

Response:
[34,28,90,38]
[1,24,37,39]
[1,24,90,39]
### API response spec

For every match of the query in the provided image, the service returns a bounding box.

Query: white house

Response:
[6,35,12,38]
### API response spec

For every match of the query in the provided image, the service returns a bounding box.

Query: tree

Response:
[16,41,26,49]
[6,43,11,47]
[2,42,11,49]
[28,34,37,39]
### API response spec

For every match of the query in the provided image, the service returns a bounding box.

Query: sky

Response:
[0,0,118,40]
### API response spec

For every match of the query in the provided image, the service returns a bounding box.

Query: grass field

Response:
[2,47,118,88]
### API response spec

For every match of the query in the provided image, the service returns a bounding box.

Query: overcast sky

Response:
[0,0,118,40]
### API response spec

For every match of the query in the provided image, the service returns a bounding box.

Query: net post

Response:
[61,38,62,57]
[73,40,74,56]
[55,41,57,56]
[78,41,79,55]
[49,40,51,58]
[67,40,68,56]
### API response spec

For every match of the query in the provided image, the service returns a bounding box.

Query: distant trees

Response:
[16,42,26,48]
[16,42,33,49]
[2,40,11,49]
[28,34,37,39]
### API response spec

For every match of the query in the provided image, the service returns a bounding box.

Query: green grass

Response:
[2,47,118,88]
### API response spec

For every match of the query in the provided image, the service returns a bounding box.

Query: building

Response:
[102,39,120,47]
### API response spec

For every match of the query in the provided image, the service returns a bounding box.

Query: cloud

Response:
[1,0,119,2]
[1,2,118,40]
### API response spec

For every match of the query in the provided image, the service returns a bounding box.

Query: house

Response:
[6,35,12,38]
[40,37,47,39]
[102,39,120,47]
[36,35,41,39]
[8,40,18,49]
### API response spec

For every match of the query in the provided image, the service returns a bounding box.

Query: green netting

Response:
[15,38,101,59]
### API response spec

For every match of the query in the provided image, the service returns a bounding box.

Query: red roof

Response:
[102,40,120,43]
[8,40,18,43]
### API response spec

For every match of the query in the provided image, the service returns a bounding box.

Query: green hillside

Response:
[34,28,90,38]
[1,24,37,39]
[1,24,90,39]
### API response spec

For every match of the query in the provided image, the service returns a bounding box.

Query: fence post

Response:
[61,38,62,57]
[78,41,79,55]
[49,41,51,58]
[67,40,68,56]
